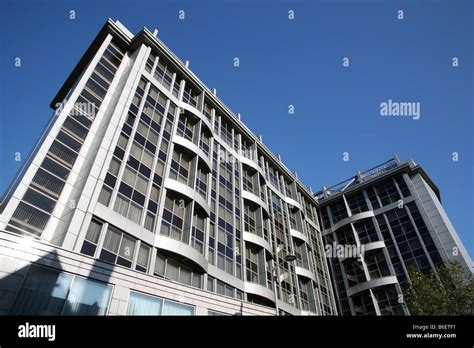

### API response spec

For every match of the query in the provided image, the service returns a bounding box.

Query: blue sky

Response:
[0,0,472,257]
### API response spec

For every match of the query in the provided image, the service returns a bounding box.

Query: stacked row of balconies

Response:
[137,49,336,313]
[319,173,411,315]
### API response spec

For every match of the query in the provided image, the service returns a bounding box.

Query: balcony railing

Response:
[359,159,398,181]
[315,158,400,200]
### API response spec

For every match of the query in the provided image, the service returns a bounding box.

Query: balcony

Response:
[331,211,375,232]
[284,196,302,211]
[178,101,213,133]
[243,231,272,254]
[242,190,269,217]
[346,275,399,297]
[289,228,310,245]
[295,266,317,282]
[164,177,210,216]
[240,155,265,178]
[172,134,211,171]
[362,240,386,253]
[243,282,275,303]
[155,234,208,272]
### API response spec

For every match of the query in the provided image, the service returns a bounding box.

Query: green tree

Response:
[405,260,474,315]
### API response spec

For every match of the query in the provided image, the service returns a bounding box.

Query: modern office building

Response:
[315,158,473,316]
[0,19,471,317]
[0,19,338,316]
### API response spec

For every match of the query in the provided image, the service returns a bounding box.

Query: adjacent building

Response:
[316,158,473,315]
[0,20,471,317]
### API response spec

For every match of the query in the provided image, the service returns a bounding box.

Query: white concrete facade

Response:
[0,231,274,316]
[0,20,337,316]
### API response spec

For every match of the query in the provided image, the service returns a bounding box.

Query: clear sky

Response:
[0,0,472,257]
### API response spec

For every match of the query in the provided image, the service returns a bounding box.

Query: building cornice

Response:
[317,159,441,205]
[50,19,131,110]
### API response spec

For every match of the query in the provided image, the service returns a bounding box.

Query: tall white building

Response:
[0,20,337,316]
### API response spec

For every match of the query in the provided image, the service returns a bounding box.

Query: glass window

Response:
[127,291,194,315]
[56,130,82,152]
[144,213,155,232]
[22,188,56,214]
[109,158,121,176]
[135,174,148,194]
[166,258,179,281]
[207,276,215,292]
[158,95,167,109]
[162,300,194,315]
[130,142,142,160]
[150,185,160,202]
[128,203,142,224]
[123,167,136,187]
[98,186,112,206]
[142,150,154,168]
[100,226,141,269]
[153,251,203,289]
[113,194,129,217]
[41,156,70,180]
[136,244,150,271]
[103,227,121,253]
[62,277,112,315]
[161,194,187,241]
[119,234,136,260]
[225,285,234,298]
[169,150,191,185]
[208,310,228,316]
[192,273,202,288]
[148,129,159,145]
[11,265,111,316]
[180,267,192,285]
[32,167,66,197]
[85,219,102,244]
[216,280,225,295]
[118,134,129,149]
[10,266,72,315]
[81,219,103,257]
[346,192,368,215]
[154,252,166,276]
[137,121,148,137]
[330,199,348,224]
[127,291,163,315]
[145,53,155,74]
[155,159,165,177]
[63,117,88,141]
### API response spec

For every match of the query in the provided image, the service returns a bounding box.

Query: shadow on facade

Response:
[233,302,244,316]
[3,250,114,316]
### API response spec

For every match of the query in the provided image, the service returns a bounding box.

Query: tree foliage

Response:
[405,261,474,315]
